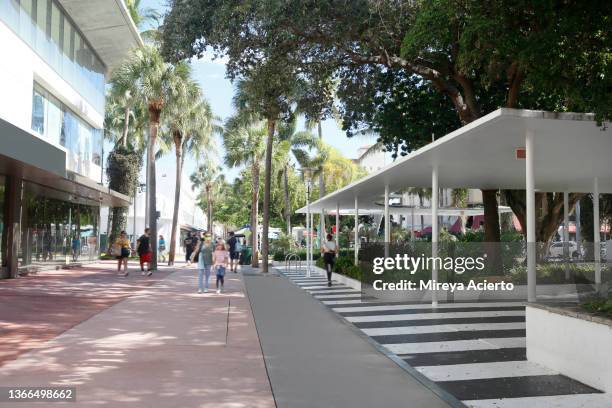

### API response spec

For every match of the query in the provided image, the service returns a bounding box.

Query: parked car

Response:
[548,241,579,259]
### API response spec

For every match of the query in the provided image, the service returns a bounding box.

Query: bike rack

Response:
[284,253,302,275]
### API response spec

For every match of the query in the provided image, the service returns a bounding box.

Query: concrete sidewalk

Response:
[243,269,453,408]
[0,265,275,408]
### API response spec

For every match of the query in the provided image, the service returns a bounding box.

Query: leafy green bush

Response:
[581,297,612,319]
[508,263,609,284]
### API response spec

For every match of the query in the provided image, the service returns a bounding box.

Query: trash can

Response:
[241,246,252,265]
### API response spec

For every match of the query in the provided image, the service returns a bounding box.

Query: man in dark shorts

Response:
[137,228,153,276]
[184,233,194,263]
[227,231,240,273]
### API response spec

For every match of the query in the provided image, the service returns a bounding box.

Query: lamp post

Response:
[302,167,315,277]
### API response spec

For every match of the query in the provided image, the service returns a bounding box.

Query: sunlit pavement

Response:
[0,261,275,408]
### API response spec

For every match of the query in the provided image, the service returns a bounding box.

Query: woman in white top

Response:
[320,233,338,287]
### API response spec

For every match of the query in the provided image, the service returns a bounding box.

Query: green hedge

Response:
[581,297,612,319]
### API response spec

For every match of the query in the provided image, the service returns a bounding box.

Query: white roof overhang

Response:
[298,109,611,213]
[58,0,144,74]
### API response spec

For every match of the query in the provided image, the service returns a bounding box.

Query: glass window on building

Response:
[31,84,102,178]
[50,2,61,45]
[0,176,5,269]
[18,183,100,271]
[0,0,106,113]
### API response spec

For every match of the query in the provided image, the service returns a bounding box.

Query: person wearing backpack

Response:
[136,228,153,276]
[227,231,241,273]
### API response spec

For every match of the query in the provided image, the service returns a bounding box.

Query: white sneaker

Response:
[141,271,146,276]
[216,289,221,294]
[198,289,202,294]
[203,288,208,293]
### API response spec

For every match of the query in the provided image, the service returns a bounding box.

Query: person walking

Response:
[114,231,131,276]
[71,234,80,262]
[227,231,241,273]
[184,233,194,264]
[321,233,338,287]
[212,241,229,294]
[158,235,166,263]
[136,228,153,276]
[191,235,214,293]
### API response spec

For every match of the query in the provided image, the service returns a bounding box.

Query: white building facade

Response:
[0,0,141,276]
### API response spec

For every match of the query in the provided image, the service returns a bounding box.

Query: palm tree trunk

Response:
[168,131,182,265]
[147,103,162,270]
[206,185,213,232]
[251,162,260,267]
[283,164,291,235]
[121,106,130,148]
[261,118,275,273]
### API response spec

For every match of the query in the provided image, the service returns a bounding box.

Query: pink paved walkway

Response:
[0,263,276,408]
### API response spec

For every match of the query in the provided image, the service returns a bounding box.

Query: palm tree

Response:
[275,121,317,234]
[407,187,432,233]
[164,79,217,264]
[115,45,192,270]
[124,0,161,42]
[223,115,267,267]
[190,160,221,234]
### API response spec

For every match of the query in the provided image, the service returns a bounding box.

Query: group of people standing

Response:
[112,229,242,290]
[188,231,242,294]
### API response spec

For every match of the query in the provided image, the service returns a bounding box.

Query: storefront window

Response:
[0,176,5,269]
[19,182,100,271]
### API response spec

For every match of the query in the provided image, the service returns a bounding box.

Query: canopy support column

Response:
[432,166,439,307]
[306,195,311,278]
[354,196,359,266]
[563,192,570,280]
[594,178,601,291]
[526,129,536,302]
[384,184,390,257]
[411,206,415,243]
[336,202,340,250]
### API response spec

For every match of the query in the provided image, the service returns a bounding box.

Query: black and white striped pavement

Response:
[278,269,612,408]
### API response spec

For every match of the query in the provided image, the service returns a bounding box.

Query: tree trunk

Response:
[168,131,182,266]
[251,162,260,267]
[261,118,275,273]
[283,164,291,235]
[110,207,128,244]
[206,185,213,232]
[482,190,501,242]
[147,102,162,271]
[121,106,130,148]
[318,121,325,242]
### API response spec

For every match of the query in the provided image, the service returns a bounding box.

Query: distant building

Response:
[355,144,387,173]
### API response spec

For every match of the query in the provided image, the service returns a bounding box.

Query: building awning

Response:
[58,0,143,73]
[298,109,611,213]
[298,205,513,216]
[0,118,130,207]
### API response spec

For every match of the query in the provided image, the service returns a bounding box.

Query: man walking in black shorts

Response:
[227,231,240,273]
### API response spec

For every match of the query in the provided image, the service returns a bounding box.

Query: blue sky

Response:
[136,0,375,183]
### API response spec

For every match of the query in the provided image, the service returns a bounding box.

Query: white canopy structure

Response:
[297,108,611,304]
